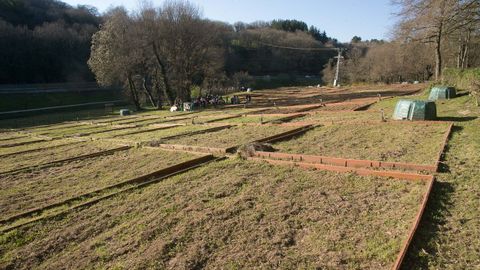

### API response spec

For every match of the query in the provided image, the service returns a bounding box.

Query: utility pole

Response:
[333,48,344,87]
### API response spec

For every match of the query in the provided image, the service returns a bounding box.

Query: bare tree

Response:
[88,0,224,109]
[154,0,225,102]
[394,0,480,80]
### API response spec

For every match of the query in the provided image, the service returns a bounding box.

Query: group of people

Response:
[193,94,226,108]
[170,90,254,112]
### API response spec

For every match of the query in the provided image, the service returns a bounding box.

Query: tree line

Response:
[323,0,480,85]
[0,0,101,83]
[0,0,337,109]
[88,1,338,109]
[3,0,477,109]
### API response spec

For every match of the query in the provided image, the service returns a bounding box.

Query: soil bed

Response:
[0,131,28,141]
[116,125,212,142]
[88,125,176,139]
[33,124,113,138]
[217,115,286,124]
[293,111,381,123]
[0,159,427,269]
[310,103,363,111]
[0,148,197,218]
[0,138,79,156]
[274,122,449,164]
[161,125,294,148]
[0,136,43,147]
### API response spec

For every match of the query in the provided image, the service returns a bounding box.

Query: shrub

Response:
[442,68,480,91]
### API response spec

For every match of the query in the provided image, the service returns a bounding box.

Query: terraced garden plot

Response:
[274,122,449,164]
[248,107,307,114]
[25,122,89,133]
[0,141,118,172]
[161,125,294,148]
[188,115,242,124]
[32,124,113,138]
[0,148,197,219]
[86,125,175,139]
[116,125,213,142]
[310,103,364,111]
[0,138,79,156]
[138,110,195,118]
[0,131,28,140]
[127,117,194,126]
[108,115,168,126]
[216,115,288,124]
[293,111,381,123]
[0,135,43,147]
[92,115,144,124]
[0,159,427,269]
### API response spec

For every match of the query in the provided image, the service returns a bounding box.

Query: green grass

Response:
[401,94,480,269]
[0,148,197,218]
[0,159,427,269]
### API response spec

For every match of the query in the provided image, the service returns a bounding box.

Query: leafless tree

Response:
[393,0,480,80]
[88,0,225,109]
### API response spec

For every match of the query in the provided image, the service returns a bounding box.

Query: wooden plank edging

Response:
[0,138,48,148]
[0,141,84,158]
[247,157,432,181]
[435,122,454,172]
[153,144,232,155]
[392,176,435,270]
[255,125,315,144]
[111,125,179,138]
[253,151,437,172]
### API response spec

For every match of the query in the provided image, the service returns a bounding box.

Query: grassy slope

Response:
[368,90,480,268]
[401,94,480,269]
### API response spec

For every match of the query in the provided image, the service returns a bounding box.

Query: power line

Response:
[258,41,345,87]
[258,41,340,52]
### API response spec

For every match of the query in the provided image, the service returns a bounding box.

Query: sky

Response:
[62,0,399,42]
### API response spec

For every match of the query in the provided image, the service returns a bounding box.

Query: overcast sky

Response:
[62,0,399,42]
